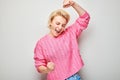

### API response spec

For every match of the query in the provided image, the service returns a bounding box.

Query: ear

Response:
[49,25,51,29]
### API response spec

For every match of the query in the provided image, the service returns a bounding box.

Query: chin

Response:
[53,33,60,37]
[54,34,59,37]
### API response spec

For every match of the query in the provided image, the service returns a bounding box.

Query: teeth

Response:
[55,28,61,33]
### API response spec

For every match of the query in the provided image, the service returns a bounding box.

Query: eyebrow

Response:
[56,21,66,24]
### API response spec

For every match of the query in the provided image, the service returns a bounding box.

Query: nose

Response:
[58,25,62,30]
[56,27,62,32]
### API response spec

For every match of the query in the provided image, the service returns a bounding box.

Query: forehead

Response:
[53,16,67,24]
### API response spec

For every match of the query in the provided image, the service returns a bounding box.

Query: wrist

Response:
[71,1,77,7]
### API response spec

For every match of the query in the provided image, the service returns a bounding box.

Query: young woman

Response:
[34,0,90,80]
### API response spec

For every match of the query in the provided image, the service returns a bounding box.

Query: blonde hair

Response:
[48,9,70,28]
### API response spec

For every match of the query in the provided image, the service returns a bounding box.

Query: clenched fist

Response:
[47,62,55,72]
[63,0,75,8]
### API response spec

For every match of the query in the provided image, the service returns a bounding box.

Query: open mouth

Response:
[55,27,61,33]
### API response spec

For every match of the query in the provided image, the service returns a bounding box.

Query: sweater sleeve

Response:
[68,12,90,38]
[34,41,47,72]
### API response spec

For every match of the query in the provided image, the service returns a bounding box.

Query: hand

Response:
[63,0,75,8]
[47,62,55,72]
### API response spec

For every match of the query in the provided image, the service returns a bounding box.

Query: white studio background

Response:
[0,0,120,80]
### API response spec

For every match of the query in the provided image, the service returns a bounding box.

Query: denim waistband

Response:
[65,73,81,80]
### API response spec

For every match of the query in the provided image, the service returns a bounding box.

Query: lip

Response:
[55,28,61,33]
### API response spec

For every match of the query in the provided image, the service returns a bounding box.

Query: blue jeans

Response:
[65,73,81,80]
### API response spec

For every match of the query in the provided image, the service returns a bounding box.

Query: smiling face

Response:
[48,9,70,37]
[49,15,67,37]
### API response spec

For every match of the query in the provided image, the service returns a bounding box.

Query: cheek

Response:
[61,28,65,31]
[52,24,58,29]
[50,24,56,30]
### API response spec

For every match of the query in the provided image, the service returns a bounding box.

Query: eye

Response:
[56,22,60,25]
[62,24,66,28]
